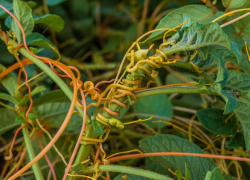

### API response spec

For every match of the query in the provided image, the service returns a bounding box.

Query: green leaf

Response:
[0,108,18,135]
[185,163,191,180]
[32,89,69,107]
[233,90,250,153]
[226,132,245,149]
[139,134,217,180]
[227,70,250,90]
[18,86,46,107]
[91,117,104,135]
[11,0,34,43]
[0,0,12,17]
[15,116,25,125]
[133,94,173,129]
[175,170,182,180]
[197,108,237,135]
[205,167,233,180]
[213,55,229,88]
[46,0,66,6]
[222,0,247,9]
[164,22,241,66]
[37,102,83,134]
[0,64,20,97]
[145,158,172,177]
[26,32,56,49]
[28,113,39,119]
[34,14,65,32]
[26,1,37,8]
[0,93,19,105]
[143,5,214,44]
[114,174,152,180]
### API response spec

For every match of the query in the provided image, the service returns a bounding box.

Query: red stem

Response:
[107,152,250,163]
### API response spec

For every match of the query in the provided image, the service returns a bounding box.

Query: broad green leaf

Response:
[197,108,237,135]
[213,86,237,114]
[145,158,172,177]
[143,5,214,44]
[28,113,39,119]
[139,134,217,180]
[32,89,69,107]
[33,89,96,113]
[227,70,250,90]
[34,14,65,32]
[26,1,37,8]
[91,117,104,135]
[0,108,18,135]
[15,116,25,125]
[46,0,66,6]
[205,167,233,180]
[213,55,229,88]
[222,0,247,9]
[133,94,173,129]
[0,93,19,105]
[233,90,250,153]
[26,32,56,49]
[0,64,20,97]
[11,0,34,43]
[0,0,12,17]
[163,23,241,66]
[226,132,245,149]
[37,102,83,134]
[234,12,250,36]
[18,86,46,107]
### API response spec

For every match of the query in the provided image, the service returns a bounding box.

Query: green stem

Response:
[77,165,173,180]
[22,126,44,180]
[135,86,210,99]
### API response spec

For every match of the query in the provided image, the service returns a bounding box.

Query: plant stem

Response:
[77,165,173,180]
[22,126,44,180]
[135,86,210,99]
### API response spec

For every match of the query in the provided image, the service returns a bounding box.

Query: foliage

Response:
[1,0,250,180]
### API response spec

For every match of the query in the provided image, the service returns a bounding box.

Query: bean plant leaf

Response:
[15,116,25,125]
[32,89,69,107]
[222,0,247,9]
[46,0,66,6]
[0,93,19,105]
[0,64,20,97]
[133,94,173,129]
[18,86,46,107]
[197,108,237,135]
[163,22,241,66]
[28,113,39,119]
[139,134,217,180]
[143,5,214,44]
[234,90,250,153]
[227,70,250,90]
[26,32,56,49]
[0,0,12,17]
[11,0,34,43]
[204,167,233,180]
[34,14,65,32]
[37,102,83,134]
[145,158,172,177]
[0,108,18,135]
[91,117,104,135]
[226,132,245,149]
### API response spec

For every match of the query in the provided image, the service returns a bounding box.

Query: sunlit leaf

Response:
[34,14,65,32]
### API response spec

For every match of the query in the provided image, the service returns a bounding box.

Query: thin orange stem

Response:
[107,152,250,163]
